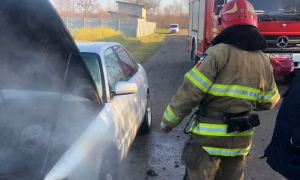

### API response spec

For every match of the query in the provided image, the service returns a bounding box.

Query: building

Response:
[108,1,147,20]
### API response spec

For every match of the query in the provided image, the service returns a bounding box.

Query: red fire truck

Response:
[189,0,300,81]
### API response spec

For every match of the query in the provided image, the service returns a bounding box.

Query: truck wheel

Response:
[138,95,152,135]
[191,43,200,66]
[284,72,295,83]
[193,55,200,66]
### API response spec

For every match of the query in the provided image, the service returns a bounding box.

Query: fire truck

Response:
[188,0,300,81]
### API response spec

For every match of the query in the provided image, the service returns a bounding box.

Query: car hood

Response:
[0,0,100,179]
[0,0,97,99]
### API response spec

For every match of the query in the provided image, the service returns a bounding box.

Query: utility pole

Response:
[73,0,75,17]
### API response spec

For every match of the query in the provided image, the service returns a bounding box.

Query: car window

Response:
[104,48,127,91]
[81,53,104,99]
[170,25,178,28]
[114,46,138,79]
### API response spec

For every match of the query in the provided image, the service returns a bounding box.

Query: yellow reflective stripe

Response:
[191,68,213,86]
[185,74,209,93]
[190,123,254,137]
[185,68,213,93]
[163,106,181,124]
[265,86,278,96]
[208,90,258,101]
[262,87,279,103]
[203,146,251,156]
[184,68,277,103]
[212,84,260,94]
[208,84,262,102]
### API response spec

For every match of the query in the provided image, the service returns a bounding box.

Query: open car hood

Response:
[0,0,100,179]
[0,0,98,98]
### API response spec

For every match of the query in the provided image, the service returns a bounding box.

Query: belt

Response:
[197,105,250,120]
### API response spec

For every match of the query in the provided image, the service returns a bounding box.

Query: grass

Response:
[156,29,170,34]
[72,26,122,42]
[72,26,168,63]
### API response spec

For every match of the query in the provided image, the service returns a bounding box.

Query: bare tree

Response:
[77,0,100,18]
[181,0,189,13]
[53,0,73,17]
[147,0,189,29]
[106,0,118,11]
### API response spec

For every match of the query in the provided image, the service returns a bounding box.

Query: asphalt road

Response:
[120,29,290,180]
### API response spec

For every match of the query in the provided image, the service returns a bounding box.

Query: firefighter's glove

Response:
[161,122,172,133]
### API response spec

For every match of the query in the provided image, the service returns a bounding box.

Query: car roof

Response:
[76,42,121,55]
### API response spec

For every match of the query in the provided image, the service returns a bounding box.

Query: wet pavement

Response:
[120,29,290,180]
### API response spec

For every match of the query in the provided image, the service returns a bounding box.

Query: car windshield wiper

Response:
[262,13,278,21]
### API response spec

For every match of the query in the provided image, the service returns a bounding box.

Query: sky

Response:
[98,0,172,9]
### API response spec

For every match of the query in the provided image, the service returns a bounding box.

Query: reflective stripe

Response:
[185,68,213,93]
[208,84,261,102]
[190,122,254,137]
[164,105,181,124]
[262,87,278,103]
[203,146,251,156]
[185,67,279,102]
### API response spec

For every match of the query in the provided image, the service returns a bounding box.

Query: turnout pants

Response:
[181,117,252,180]
[182,134,246,180]
[183,150,245,180]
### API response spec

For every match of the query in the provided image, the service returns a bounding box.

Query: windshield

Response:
[247,0,299,13]
[170,25,178,28]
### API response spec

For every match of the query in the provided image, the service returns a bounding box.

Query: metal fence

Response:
[61,17,156,37]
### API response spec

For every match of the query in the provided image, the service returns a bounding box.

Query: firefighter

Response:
[160,0,280,180]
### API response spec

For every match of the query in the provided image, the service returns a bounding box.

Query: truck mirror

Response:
[215,6,222,15]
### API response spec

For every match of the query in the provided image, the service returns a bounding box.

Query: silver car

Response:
[0,0,152,180]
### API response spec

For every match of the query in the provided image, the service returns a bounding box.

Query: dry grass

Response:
[72,26,122,41]
[72,27,168,63]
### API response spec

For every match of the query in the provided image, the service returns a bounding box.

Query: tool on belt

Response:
[184,108,199,134]
[184,104,260,134]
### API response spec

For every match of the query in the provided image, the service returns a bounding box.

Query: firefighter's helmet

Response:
[219,0,258,29]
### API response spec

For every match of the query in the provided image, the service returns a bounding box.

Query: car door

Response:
[104,47,135,158]
[113,46,147,130]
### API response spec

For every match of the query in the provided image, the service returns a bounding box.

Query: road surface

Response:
[120,29,290,180]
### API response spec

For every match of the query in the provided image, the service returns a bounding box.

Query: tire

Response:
[138,95,152,134]
[191,42,200,66]
[283,72,295,83]
[193,55,200,66]
[98,150,120,180]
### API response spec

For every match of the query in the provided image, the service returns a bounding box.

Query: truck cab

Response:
[189,0,300,80]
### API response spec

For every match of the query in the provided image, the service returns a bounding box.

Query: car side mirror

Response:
[215,5,223,15]
[115,82,137,95]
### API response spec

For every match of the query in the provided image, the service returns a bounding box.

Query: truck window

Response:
[170,24,178,28]
[228,0,299,13]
